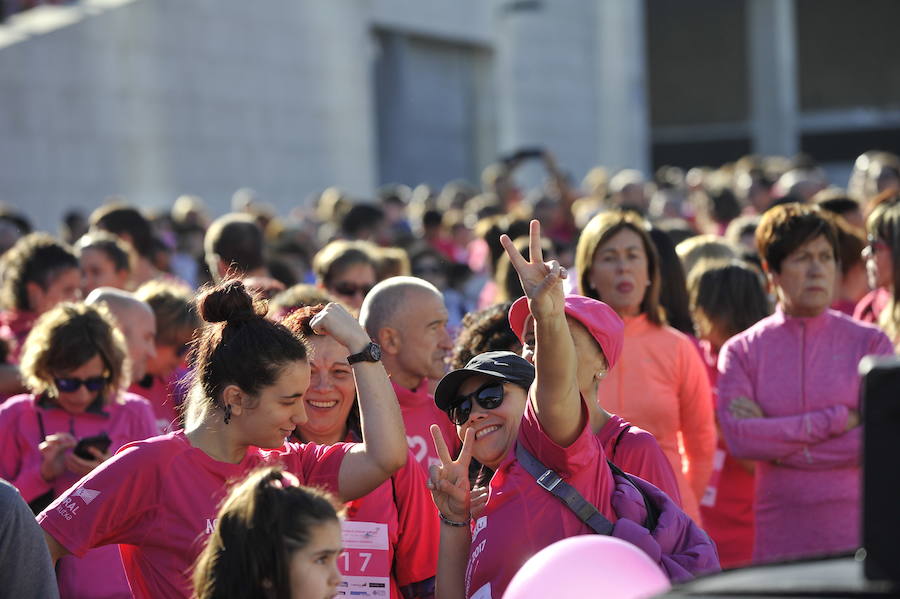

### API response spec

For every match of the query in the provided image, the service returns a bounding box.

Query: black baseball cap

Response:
[434,351,535,412]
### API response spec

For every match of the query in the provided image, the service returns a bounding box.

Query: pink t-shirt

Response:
[0,392,158,599]
[465,400,615,599]
[344,446,439,599]
[128,367,190,434]
[38,432,350,599]
[596,413,682,507]
[392,380,460,471]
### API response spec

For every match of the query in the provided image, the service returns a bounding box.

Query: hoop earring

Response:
[223,404,232,425]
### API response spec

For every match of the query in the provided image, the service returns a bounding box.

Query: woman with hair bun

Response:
[193,466,345,599]
[38,279,407,599]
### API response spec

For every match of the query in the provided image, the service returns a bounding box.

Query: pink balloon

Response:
[502,535,671,599]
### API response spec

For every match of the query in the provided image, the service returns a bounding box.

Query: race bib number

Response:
[337,521,390,598]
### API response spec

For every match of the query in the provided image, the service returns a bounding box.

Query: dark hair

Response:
[341,204,385,239]
[649,228,694,335]
[689,260,770,344]
[0,233,79,311]
[185,280,308,424]
[817,196,861,219]
[89,203,156,260]
[830,216,866,276]
[755,203,839,274]
[450,303,521,370]
[76,231,133,273]
[575,211,664,326]
[204,214,266,275]
[0,208,32,236]
[281,305,362,439]
[703,185,742,225]
[193,467,341,599]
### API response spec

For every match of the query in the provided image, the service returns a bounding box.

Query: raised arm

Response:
[501,220,581,446]
[309,303,407,501]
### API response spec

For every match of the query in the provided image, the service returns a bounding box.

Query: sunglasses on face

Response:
[332,282,374,298]
[448,382,505,426]
[54,376,110,393]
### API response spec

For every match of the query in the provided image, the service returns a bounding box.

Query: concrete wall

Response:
[0,0,377,231]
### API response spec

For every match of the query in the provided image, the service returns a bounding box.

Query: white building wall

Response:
[1,0,651,233]
[0,0,377,231]
[493,0,602,187]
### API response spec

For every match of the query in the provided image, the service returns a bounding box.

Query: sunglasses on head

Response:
[54,376,110,393]
[333,282,374,298]
[447,382,505,426]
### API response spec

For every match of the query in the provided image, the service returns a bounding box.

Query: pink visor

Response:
[508,295,625,370]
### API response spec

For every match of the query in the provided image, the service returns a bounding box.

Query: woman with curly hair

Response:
[0,301,157,598]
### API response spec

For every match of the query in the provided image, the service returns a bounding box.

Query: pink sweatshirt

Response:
[0,392,158,599]
[596,314,716,524]
[717,308,894,563]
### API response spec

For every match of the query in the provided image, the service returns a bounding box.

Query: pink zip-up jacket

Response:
[717,307,894,563]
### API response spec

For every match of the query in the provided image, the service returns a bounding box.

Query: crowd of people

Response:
[0,147,898,599]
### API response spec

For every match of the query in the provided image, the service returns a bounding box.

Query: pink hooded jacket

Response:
[717,308,893,563]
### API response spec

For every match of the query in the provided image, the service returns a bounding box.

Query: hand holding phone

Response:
[73,432,112,460]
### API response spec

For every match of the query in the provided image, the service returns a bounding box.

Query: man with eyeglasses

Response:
[360,277,460,472]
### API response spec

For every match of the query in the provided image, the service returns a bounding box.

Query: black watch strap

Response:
[347,342,382,364]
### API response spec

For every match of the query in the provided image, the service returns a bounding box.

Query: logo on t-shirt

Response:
[71,486,101,505]
[406,435,429,463]
[472,516,487,540]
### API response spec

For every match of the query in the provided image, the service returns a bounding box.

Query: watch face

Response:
[368,343,382,361]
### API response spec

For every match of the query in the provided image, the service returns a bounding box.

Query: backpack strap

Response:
[516,443,614,535]
[605,460,660,531]
[610,424,631,461]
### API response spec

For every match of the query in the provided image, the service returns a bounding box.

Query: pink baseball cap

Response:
[508,295,624,370]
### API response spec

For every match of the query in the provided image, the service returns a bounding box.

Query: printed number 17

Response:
[339,551,373,573]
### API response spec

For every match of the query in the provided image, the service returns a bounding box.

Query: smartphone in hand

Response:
[73,432,112,460]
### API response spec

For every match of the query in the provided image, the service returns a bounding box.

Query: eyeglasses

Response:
[332,282,374,298]
[54,376,110,393]
[447,382,505,426]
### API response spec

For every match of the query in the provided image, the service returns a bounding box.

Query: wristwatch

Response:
[347,342,382,364]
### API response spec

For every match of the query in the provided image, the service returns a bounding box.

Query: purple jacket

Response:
[610,471,721,582]
[717,308,894,563]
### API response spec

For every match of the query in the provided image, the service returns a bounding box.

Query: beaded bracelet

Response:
[439,513,470,527]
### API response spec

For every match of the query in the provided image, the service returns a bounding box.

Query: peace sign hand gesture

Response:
[500,219,567,320]
[427,425,474,523]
